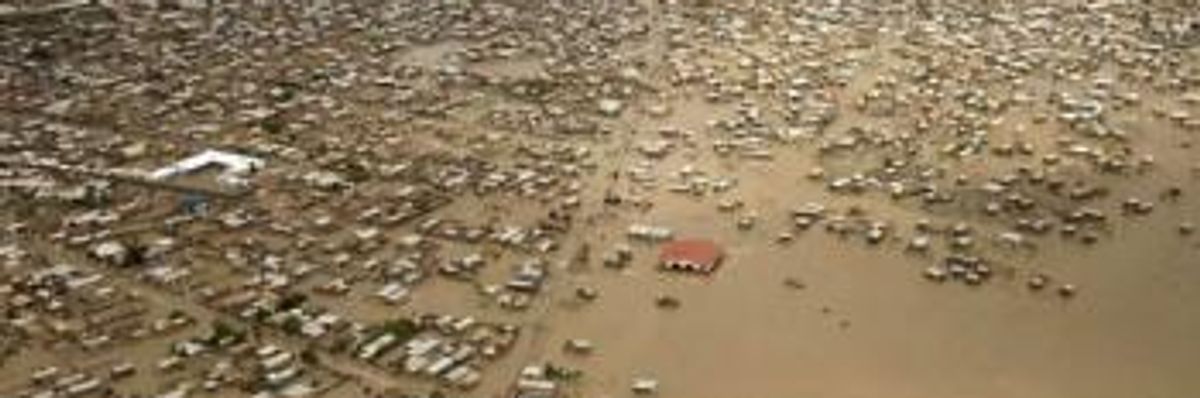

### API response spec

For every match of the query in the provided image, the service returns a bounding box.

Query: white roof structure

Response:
[150,150,264,187]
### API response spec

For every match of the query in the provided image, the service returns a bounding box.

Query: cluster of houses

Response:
[0,258,342,398]
[353,314,519,390]
[1,261,196,356]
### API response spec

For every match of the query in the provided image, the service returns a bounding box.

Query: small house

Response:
[658,239,724,274]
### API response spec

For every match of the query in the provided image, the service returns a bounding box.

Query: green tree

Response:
[278,292,308,311]
[281,316,304,335]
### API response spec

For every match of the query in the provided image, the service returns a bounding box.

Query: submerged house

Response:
[658,239,724,274]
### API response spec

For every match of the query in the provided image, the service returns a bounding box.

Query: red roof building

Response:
[658,239,724,274]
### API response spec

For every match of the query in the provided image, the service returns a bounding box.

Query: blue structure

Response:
[180,193,210,216]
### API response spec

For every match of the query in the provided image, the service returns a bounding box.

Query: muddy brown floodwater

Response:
[495,183,1200,398]
[2,1,1199,398]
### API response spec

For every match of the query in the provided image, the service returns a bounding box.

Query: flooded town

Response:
[1,0,1199,397]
